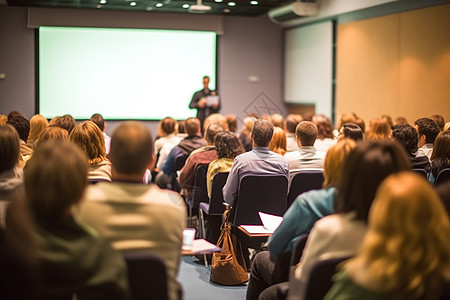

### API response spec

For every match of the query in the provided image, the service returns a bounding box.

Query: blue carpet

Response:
[178,256,248,300]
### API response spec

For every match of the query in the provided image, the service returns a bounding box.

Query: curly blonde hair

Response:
[345,172,450,300]
[69,121,106,165]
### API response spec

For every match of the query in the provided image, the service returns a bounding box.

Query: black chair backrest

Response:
[123,252,168,300]
[191,164,209,209]
[174,154,187,172]
[290,234,309,265]
[209,172,229,215]
[232,175,288,226]
[436,168,450,186]
[287,170,324,208]
[303,256,351,300]
[412,168,428,179]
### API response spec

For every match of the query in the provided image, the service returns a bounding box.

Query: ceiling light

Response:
[155,2,163,7]
[223,8,230,13]
[215,0,223,2]
[250,0,258,5]
[129,1,137,6]
[228,1,236,6]
[100,0,107,4]
[96,4,102,8]
[182,3,190,8]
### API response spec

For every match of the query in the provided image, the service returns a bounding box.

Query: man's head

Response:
[270,114,285,130]
[286,114,303,134]
[90,113,106,132]
[185,117,201,137]
[295,121,318,147]
[251,119,274,147]
[0,124,20,173]
[7,116,30,143]
[391,124,419,156]
[204,123,224,146]
[158,117,178,137]
[54,114,77,134]
[110,121,154,177]
[414,117,440,147]
[203,76,210,89]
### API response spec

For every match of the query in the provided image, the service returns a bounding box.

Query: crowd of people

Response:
[0,109,449,300]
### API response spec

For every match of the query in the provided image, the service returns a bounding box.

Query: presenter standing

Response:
[189,76,220,128]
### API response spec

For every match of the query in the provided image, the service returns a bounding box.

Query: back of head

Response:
[35,125,68,150]
[225,114,238,133]
[0,124,20,173]
[313,115,334,139]
[431,114,445,131]
[430,130,450,161]
[270,114,285,130]
[178,120,186,134]
[54,114,77,134]
[241,116,257,135]
[367,118,391,140]
[268,126,287,156]
[110,121,153,175]
[414,117,440,144]
[28,114,49,142]
[7,111,22,122]
[335,139,411,222]
[89,113,105,132]
[69,121,106,165]
[391,124,418,155]
[0,115,7,126]
[394,116,409,125]
[205,123,224,145]
[7,116,30,142]
[215,131,244,159]
[25,141,88,221]
[295,121,318,146]
[341,123,363,141]
[158,117,177,137]
[338,112,357,129]
[323,138,356,188]
[185,117,201,137]
[203,114,229,132]
[252,119,274,147]
[286,114,303,134]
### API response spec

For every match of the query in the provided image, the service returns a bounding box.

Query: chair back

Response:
[191,164,209,209]
[123,252,169,300]
[412,168,428,179]
[209,172,229,215]
[435,168,450,186]
[290,234,309,265]
[287,170,324,208]
[232,175,288,226]
[303,257,350,300]
[174,154,187,172]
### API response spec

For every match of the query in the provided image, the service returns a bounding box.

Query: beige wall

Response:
[336,3,450,126]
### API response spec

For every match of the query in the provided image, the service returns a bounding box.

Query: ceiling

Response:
[4,0,293,16]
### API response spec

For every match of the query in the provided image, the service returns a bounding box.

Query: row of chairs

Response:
[413,168,450,186]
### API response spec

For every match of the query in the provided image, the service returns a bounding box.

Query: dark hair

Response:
[342,123,363,141]
[214,131,244,159]
[296,121,318,146]
[252,119,274,147]
[391,124,418,155]
[0,124,20,173]
[314,116,334,139]
[270,114,285,130]
[286,114,303,134]
[205,123,224,145]
[335,140,411,222]
[90,113,105,131]
[430,130,450,179]
[178,120,186,134]
[225,115,238,133]
[54,114,77,134]
[414,117,440,144]
[160,117,177,135]
[7,116,30,142]
[185,117,201,137]
[7,111,22,121]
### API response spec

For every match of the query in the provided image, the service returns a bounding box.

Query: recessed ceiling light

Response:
[155,2,163,7]
[182,3,190,8]
[223,8,230,13]
[100,0,107,4]
[250,0,258,5]
[228,1,236,6]
[215,0,223,2]
[129,1,137,6]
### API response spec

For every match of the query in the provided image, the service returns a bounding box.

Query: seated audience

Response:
[366,117,391,140]
[25,141,129,300]
[90,113,111,154]
[325,172,450,300]
[269,126,287,156]
[313,115,337,152]
[414,117,440,160]
[78,121,186,300]
[285,114,303,152]
[225,114,238,134]
[203,113,229,133]
[223,119,289,205]
[69,121,112,182]
[34,125,69,149]
[270,113,286,130]
[429,130,450,183]
[27,114,48,147]
[338,123,363,142]
[54,114,77,134]
[155,117,182,172]
[391,124,430,172]
[7,116,32,168]
[246,139,356,300]
[238,116,257,152]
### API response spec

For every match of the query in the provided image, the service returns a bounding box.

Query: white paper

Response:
[259,212,283,232]
[206,95,219,106]
[240,225,274,234]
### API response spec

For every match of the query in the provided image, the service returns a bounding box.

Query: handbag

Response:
[210,208,249,285]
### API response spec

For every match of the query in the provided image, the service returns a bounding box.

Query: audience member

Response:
[284,121,326,176]
[394,116,409,125]
[7,110,22,121]
[54,114,77,134]
[391,124,430,172]
[0,115,7,125]
[203,113,229,133]
[270,113,286,130]
[366,117,391,140]
[353,116,366,133]
[7,116,32,168]
[338,123,363,142]
[223,119,289,205]
[313,115,337,152]
[225,114,238,133]
[429,130,450,183]
[414,117,440,160]
[285,114,303,152]
[78,121,186,300]
[246,139,356,300]
[90,113,111,154]
[325,172,450,300]
[381,114,394,128]
[154,117,181,171]
[34,125,68,149]
[336,112,357,134]
[25,141,129,300]
[269,126,287,156]
[27,114,49,147]
[69,121,112,182]
[239,116,257,152]
[431,114,445,131]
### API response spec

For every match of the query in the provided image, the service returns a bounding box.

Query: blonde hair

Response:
[241,116,257,136]
[269,126,287,156]
[0,115,7,125]
[345,172,450,300]
[366,118,391,140]
[69,121,106,165]
[203,113,229,132]
[35,125,68,149]
[28,114,49,145]
[323,138,356,187]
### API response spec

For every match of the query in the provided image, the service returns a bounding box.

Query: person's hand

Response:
[211,103,219,110]
[198,97,207,108]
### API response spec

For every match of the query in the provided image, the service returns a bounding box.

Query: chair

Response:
[169,154,187,192]
[287,170,324,208]
[123,252,169,300]
[435,168,450,186]
[412,168,428,179]
[186,164,209,227]
[290,233,309,266]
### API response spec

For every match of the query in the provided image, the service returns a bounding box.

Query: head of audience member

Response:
[214,131,244,160]
[343,172,450,299]
[28,114,49,145]
[270,114,285,130]
[302,112,314,122]
[268,126,287,156]
[241,116,257,136]
[414,117,440,147]
[89,113,106,133]
[335,140,410,223]
[394,116,409,125]
[0,124,20,175]
[366,117,391,140]
[157,117,178,138]
[354,117,366,133]
[312,115,334,140]
[430,130,450,164]
[203,113,229,133]
[445,122,450,131]
[338,123,363,142]
[391,124,419,156]
[204,123,225,146]
[7,116,30,143]
[178,120,186,135]
[110,121,154,181]
[337,112,357,130]
[34,125,68,150]
[54,114,77,134]
[25,141,88,221]
[323,138,356,188]
[381,114,394,128]
[69,121,106,165]
[225,114,238,133]
[185,117,201,137]
[203,75,210,90]
[286,114,303,134]
[7,111,22,122]
[295,121,318,147]
[251,119,274,148]
[0,115,7,126]
[49,116,60,125]
[431,114,445,131]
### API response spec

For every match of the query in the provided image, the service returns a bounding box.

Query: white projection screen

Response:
[38,26,217,120]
